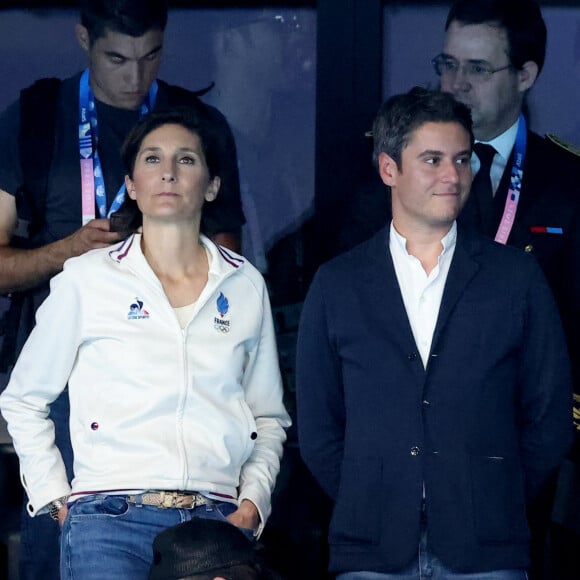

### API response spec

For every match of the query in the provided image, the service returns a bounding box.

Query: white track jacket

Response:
[0,234,290,531]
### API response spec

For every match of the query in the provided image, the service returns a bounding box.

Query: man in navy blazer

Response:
[296,87,572,578]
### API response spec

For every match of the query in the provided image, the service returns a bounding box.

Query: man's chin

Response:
[121,95,146,110]
[106,93,145,110]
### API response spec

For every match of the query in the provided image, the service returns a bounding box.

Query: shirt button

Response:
[410,446,420,456]
[422,400,430,406]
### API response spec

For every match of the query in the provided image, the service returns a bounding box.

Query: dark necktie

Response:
[471,143,497,236]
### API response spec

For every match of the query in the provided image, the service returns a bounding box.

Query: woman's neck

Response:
[140,220,200,269]
[140,224,210,306]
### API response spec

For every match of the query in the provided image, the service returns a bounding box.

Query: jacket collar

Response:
[357,225,484,367]
[431,226,481,348]
[108,233,246,281]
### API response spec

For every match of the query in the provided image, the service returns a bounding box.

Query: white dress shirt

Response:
[389,222,457,368]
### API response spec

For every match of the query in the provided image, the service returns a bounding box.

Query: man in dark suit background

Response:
[435,2,580,577]
[436,0,580,387]
[297,87,572,579]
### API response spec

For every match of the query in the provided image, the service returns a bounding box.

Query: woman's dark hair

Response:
[121,106,222,179]
[114,106,222,234]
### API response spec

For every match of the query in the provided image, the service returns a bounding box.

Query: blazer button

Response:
[410,446,420,456]
[524,244,534,253]
[408,353,417,361]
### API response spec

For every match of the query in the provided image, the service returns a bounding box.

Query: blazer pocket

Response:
[470,454,528,544]
[328,457,382,546]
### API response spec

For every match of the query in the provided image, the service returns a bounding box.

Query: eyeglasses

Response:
[432,54,513,83]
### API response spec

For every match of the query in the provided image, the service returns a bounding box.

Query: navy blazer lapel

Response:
[358,227,482,361]
[359,228,419,351]
[431,229,481,349]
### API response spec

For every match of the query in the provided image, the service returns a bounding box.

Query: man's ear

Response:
[125,175,137,200]
[204,177,221,202]
[378,152,399,188]
[517,60,539,93]
[75,23,90,52]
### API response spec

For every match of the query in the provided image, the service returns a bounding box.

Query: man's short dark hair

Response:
[445,0,547,74]
[80,0,168,42]
[372,87,473,169]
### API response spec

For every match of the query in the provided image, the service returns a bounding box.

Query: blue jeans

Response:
[336,524,528,580]
[19,390,73,580]
[60,494,253,580]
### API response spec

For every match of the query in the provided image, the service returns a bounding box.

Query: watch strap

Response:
[48,496,69,521]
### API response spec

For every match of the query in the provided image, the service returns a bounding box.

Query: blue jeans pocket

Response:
[68,495,130,520]
[211,501,256,542]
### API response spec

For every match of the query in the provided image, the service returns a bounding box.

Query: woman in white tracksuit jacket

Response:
[0,107,290,580]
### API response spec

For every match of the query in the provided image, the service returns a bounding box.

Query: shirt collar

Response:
[477,118,519,163]
[389,220,457,258]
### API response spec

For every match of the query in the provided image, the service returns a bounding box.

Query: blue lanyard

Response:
[78,69,158,221]
[510,114,527,186]
[495,114,527,244]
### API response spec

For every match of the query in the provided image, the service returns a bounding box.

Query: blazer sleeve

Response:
[518,258,573,502]
[296,270,345,500]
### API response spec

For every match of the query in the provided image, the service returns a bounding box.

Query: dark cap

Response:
[149,518,256,580]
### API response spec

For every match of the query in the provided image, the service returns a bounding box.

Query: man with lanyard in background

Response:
[0,1,243,579]
[432,1,580,578]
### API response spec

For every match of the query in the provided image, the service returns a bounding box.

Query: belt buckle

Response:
[160,491,178,508]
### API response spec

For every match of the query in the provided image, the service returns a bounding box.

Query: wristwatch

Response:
[48,496,69,521]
